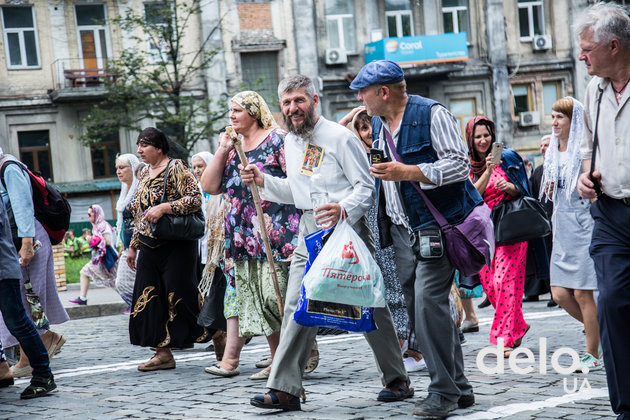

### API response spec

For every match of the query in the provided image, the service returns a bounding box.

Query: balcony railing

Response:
[51,58,118,89]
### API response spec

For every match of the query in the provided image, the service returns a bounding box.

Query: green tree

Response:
[79,0,225,157]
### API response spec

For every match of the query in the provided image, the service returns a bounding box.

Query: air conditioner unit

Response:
[519,111,541,127]
[325,48,348,65]
[532,34,552,51]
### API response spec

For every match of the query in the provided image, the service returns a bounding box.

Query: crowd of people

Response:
[0,3,628,418]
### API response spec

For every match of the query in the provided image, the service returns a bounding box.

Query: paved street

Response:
[0,295,615,419]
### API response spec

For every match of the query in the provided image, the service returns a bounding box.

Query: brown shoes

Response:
[138,353,176,371]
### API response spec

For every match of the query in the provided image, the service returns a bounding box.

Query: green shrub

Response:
[64,256,91,284]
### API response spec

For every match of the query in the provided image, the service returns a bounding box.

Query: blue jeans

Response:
[0,279,51,379]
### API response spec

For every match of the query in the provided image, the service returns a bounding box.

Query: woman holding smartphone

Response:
[465,116,531,357]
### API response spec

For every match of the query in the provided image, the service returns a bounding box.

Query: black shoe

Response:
[377,378,414,402]
[458,392,475,408]
[413,393,458,418]
[523,295,540,302]
[547,300,558,307]
[20,376,56,399]
[478,297,491,309]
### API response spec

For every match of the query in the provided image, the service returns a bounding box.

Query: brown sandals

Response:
[138,353,176,371]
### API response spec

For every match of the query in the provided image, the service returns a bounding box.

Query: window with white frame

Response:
[75,4,111,70]
[144,2,170,61]
[442,0,469,34]
[325,0,356,52]
[518,0,545,40]
[1,6,40,69]
[385,0,413,38]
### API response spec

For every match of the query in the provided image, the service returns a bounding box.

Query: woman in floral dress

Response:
[466,116,530,357]
[200,91,299,379]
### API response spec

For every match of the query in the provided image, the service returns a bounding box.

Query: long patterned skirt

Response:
[129,239,208,348]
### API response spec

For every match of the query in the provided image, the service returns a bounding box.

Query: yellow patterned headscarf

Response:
[230,91,277,129]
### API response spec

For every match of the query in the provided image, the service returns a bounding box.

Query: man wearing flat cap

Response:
[351,60,482,417]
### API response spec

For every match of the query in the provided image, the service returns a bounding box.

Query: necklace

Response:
[150,160,168,170]
[612,78,630,102]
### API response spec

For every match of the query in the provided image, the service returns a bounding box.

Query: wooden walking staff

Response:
[225,126,284,318]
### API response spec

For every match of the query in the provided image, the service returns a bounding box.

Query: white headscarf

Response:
[115,154,141,242]
[191,152,214,170]
[539,97,585,202]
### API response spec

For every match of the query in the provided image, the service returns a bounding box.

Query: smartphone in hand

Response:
[490,143,503,165]
[370,148,390,165]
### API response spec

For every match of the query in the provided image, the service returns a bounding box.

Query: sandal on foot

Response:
[47,334,66,360]
[250,390,301,411]
[304,341,319,374]
[249,368,270,380]
[513,323,531,348]
[377,378,414,402]
[256,356,273,369]
[10,365,32,378]
[138,353,175,371]
[504,347,515,358]
[204,364,240,377]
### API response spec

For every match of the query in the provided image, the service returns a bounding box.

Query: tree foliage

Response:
[79,0,225,157]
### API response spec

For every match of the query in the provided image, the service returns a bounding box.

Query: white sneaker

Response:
[404,356,426,372]
[576,352,604,373]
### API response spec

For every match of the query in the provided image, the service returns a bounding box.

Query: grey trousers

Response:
[390,223,472,402]
[266,211,408,397]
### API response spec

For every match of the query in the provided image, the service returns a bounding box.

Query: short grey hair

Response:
[278,75,316,99]
[574,2,630,48]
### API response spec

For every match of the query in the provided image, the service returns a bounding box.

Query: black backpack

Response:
[0,159,71,245]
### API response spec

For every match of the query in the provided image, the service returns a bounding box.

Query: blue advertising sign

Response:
[364,33,468,65]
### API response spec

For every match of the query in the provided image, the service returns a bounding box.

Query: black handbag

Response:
[491,196,551,245]
[150,160,205,241]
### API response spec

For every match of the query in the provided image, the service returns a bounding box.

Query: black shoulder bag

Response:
[149,160,205,241]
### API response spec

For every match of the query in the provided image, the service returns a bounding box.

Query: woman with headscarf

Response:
[127,127,208,371]
[540,97,602,372]
[191,151,227,359]
[200,91,300,380]
[465,116,531,357]
[114,154,142,311]
[0,148,68,379]
[69,205,118,305]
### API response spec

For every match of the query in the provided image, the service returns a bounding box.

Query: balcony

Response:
[363,33,469,75]
[49,58,118,103]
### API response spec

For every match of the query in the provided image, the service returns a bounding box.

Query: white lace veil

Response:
[115,154,141,242]
[539,97,584,203]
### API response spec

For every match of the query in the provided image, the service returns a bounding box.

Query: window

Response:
[325,0,356,52]
[542,82,561,115]
[385,0,413,38]
[442,0,469,34]
[75,4,110,69]
[144,2,170,61]
[18,130,53,181]
[511,84,534,117]
[241,52,279,111]
[518,0,544,40]
[449,99,476,139]
[91,133,120,178]
[1,6,40,69]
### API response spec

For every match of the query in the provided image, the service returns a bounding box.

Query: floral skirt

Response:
[228,260,288,337]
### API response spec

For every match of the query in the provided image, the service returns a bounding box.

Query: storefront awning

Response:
[364,33,468,66]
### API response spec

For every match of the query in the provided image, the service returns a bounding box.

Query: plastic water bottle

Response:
[310,167,329,229]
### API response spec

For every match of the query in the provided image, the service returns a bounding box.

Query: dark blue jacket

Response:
[371,95,483,248]
[499,148,531,197]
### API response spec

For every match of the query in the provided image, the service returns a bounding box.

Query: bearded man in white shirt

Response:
[575,3,630,419]
[242,75,411,412]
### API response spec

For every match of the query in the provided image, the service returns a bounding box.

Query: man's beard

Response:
[283,104,317,140]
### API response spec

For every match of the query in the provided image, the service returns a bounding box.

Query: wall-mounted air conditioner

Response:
[533,34,552,51]
[325,48,348,65]
[519,111,541,127]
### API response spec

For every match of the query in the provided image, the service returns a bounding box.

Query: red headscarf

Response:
[465,116,496,179]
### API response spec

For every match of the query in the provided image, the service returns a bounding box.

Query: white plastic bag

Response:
[302,219,386,307]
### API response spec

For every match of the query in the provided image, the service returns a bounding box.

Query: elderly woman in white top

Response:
[191,152,215,268]
[114,154,142,310]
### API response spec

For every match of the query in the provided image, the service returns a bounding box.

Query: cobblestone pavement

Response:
[0,296,616,419]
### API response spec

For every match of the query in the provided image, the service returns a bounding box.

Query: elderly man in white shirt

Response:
[242,75,410,412]
[575,3,630,419]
